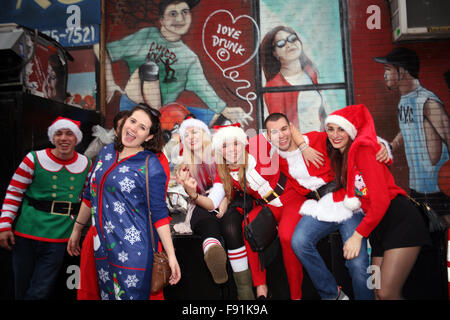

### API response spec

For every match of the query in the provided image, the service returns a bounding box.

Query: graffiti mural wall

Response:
[104,0,257,130]
[103,0,449,213]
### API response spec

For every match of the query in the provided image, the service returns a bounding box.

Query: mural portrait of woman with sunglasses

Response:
[261,25,331,132]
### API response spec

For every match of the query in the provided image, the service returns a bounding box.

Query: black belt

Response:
[306,181,337,200]
[26,196,80,216]
[261,172,287,204]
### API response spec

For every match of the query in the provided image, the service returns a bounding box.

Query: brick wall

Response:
[348,0,450,191]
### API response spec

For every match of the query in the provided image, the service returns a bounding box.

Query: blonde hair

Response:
[180,128,215,195]
[216,150,248,200]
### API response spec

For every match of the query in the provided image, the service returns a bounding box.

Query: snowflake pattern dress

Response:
[83,143,169,300]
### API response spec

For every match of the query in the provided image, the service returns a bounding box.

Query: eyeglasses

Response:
[273,33,298,49]
[138,103,161,118]
[165,8,190,19]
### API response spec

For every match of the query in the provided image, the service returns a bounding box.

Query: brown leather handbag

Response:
[145,155,172,293]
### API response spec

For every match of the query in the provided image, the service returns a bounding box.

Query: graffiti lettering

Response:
[212,23,245,56]
[148,42,176,63]
[216,24,242,39]
[398,104,414,123]
[212,35,245,56]
[366,5,381,30]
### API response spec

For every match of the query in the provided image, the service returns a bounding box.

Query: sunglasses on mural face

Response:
[274,33,298,48]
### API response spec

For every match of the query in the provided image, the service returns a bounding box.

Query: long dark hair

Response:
[327,138,351,191]
[114,104,164,153]
[261,25,318,83]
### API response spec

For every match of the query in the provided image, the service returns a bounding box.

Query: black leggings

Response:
[190,197,246,251]
[190,205,222,243]
[221,205,245,250]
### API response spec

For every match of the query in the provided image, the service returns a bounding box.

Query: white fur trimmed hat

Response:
[211,123,248,151]
[47,116,83,145]
[178,117,211,140]
[325,112,357,140]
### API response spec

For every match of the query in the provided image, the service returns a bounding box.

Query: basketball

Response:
[438,160,450,196]
[159,103,190,131]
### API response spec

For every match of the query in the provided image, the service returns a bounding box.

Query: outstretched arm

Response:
[289,123,325,168]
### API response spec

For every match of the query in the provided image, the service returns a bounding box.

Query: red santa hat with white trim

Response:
[211,123,248,152]
[325,104,379,211]
[47,116,83,145]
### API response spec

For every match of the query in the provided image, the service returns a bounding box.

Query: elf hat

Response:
[211,123,248,152]
[325,104,379,211]
[179,117,211,140]
[47,116,83,145]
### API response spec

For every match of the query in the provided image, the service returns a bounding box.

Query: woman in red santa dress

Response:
[180,123,322,300]
[322,104,431,300]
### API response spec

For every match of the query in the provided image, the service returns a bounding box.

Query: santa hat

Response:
[325,104,379,211]
[211,123,248,152]
[179,117,211,140]
[47,116,83,145]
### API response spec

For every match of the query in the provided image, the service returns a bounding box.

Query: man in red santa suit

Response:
[181,123,325,300]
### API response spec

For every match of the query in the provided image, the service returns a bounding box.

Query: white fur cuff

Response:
[300,192,354,223]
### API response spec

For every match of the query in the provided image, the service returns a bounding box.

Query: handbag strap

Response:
[243,168,249,228]
[405,193,420,206]
[145,154,157,253]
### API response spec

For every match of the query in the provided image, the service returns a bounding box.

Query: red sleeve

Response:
[354,146,392,238]
[157,152,170,193]
[213,171,222,184]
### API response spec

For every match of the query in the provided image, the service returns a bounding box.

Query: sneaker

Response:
[204,244,228,284]
[336,286,350,300]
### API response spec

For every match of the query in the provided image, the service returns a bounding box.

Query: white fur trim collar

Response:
[36,149,89,173]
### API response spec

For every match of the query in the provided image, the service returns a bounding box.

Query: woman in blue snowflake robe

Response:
[68,104,180,300]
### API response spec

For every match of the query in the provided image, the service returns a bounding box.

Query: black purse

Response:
[244,205,278,252]
[242,170,280,269]
[407,195,447,234]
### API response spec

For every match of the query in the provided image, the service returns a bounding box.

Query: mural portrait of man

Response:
[99,0,252,127]
[374,47,450,221]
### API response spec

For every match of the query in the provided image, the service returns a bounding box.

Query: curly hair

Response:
[114,104,164,153]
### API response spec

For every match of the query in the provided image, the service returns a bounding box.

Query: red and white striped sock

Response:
[202,237,222,254]
[227,246,248,272]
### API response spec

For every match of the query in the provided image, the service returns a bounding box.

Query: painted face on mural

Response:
[266,117,293,152]
[160,2,192,40]
[383,64,400,90]
[272,30,302,64]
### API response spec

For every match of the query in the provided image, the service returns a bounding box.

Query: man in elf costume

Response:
[0,117,91,299]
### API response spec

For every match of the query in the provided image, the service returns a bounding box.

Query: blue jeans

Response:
[291,213,374,300]
[12,236,67,300]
